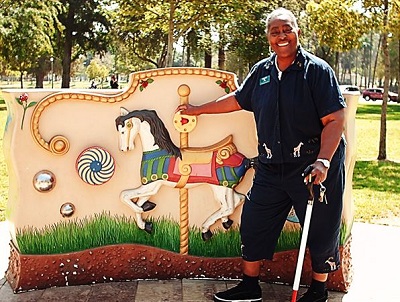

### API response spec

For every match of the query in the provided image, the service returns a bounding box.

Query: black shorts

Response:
[240,144,345,273]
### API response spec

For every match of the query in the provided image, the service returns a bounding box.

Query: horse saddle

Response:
[177,135,237,175]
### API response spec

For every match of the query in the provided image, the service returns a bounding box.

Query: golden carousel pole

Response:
[176,84,192,255]
[174,84,197,255]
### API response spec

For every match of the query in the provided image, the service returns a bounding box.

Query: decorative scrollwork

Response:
[179,163,192,176]
[49,135,70,155]
[30,68,238,155]
[216,143,237,164]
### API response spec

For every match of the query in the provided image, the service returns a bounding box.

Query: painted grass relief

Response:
[16,212,349,257]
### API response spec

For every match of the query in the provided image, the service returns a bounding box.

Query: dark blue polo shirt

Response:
[235,47,346,164]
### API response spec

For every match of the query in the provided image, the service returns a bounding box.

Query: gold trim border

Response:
[30,67,239,155]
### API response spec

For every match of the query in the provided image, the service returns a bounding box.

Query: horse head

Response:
[116,108,181,157]
[115,107,140,152]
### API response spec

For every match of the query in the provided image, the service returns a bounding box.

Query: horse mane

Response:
[117,110,181,158]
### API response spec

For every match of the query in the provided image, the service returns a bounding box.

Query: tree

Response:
[112,0,265,68]
[57,0,111,88]
[225,2,273,70]
[224,1,312,78]
[388,37,399,90]
[363,0,399,160]
[388,0,400,95]
[195,0,272,69]
[112,0,168,69]
[113,0,210,68]
[378,0,390,160]
[360,36,374,87]
[306,0,371,73]
[86,59,109,87]
[0,0,61,88]
[340,51,355,84]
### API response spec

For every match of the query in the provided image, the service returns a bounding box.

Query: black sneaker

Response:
[213,281,262,302]
[297,289,328,302]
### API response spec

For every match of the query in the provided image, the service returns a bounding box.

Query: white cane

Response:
[291,171,314,302]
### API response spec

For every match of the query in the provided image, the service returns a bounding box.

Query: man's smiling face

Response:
[267,14,300,61]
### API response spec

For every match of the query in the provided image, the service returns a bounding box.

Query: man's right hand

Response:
[175,104,199,115]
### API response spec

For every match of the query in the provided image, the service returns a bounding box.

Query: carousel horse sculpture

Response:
[116,108,256,240]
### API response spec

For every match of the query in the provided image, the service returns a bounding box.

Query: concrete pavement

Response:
[1,221,399,301]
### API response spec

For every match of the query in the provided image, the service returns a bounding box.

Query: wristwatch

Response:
[316,158,330,169]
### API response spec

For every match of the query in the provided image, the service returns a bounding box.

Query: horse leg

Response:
[232,190,245,210]
[201,186,235,241]
[135,181,164,211]
[120,181,163,233]
[220,190,245,229]
[129,196,154,234]
[120,190,145,213]
[120,189,146,231]
[221,191,245,229]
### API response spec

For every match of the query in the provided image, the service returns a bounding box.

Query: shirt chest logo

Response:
[259,75,270,85]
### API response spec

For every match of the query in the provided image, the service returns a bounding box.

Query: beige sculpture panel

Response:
[3,68,257,247]
[2,68,356,293]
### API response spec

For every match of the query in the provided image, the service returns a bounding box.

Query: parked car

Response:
[339,85,361,105]
[339,85,361,101]
[388,91,399,103]
[339,85,360,94]
[362,88,399,103]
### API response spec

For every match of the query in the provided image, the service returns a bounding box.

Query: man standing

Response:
[177,7,345,302]
[110,75,119,89]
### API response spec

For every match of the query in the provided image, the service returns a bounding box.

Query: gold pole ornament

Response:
[174,84,197,255]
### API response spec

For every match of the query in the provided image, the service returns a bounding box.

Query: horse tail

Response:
[244,156,258,172]
[216,154,257,188]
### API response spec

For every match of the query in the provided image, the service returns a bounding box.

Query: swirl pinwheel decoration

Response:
[76,147,115,185]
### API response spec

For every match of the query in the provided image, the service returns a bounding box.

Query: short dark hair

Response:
[265,8,298,34]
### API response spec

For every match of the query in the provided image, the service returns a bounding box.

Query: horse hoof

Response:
[142,201,156,212]
[202,230,213,241]
[222,218,233,230]
[144,221,153,233]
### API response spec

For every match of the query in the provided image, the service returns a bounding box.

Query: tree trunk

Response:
[378,0,389,161]
[181,44,185,66]
[349,66,352,85]
[186,45,191,66]
[355,52,358,86]
[340,68,345,83]
[204,50,212,68]
[218,47,225,70]
[61,36,72,88]
[334,51,339,76]
[218,30,226,70]
[35,71,45,88]
[19,70,24,89]
[165,1,175,67]
[35,57,46,88]
[203,24,212,68]
[398,38,400,97]
[368,32,373,87]
[61,6,75,89]
[372,35,382,88]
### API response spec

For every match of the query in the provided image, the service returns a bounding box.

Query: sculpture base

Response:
[6,237,352,293]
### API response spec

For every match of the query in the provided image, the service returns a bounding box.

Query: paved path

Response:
[1,222,399,301]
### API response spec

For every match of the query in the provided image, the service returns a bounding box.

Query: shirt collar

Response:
[292,46,305,70]
[264,46,305,71]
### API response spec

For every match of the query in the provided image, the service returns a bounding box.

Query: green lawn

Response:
[1,100,400,225]
[0,78,128,91]
[0,79,87,90]
[352,104,400,225]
